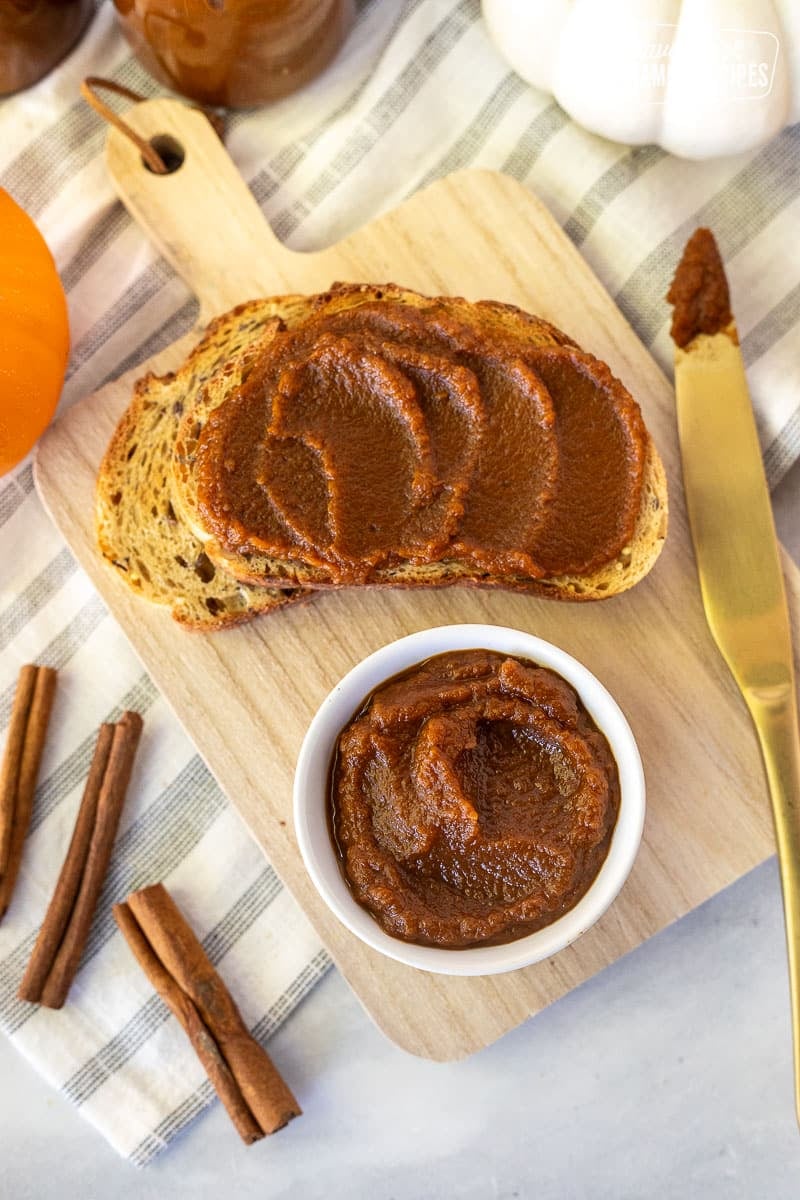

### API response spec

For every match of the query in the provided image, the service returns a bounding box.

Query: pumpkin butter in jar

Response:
[113,0,355,108]
[0,0,94,95]
[329,649,621,949]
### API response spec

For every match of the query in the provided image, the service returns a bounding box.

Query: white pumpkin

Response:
[482,0,800,158]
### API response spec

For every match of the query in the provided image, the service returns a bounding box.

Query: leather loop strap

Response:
[80,77,226,174]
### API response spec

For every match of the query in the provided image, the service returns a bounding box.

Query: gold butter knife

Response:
[669,228,800,1121]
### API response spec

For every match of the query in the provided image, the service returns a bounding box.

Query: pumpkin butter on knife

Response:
[96,283,668,625]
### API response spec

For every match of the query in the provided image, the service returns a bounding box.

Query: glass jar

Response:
[0,0,95,96]
[112,0,355,109]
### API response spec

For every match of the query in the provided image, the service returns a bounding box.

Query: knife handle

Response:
[747,682,800,1121]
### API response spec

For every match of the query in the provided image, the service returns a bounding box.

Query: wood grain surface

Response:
[35,99,800,1060]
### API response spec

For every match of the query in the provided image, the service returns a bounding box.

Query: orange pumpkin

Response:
[0,189,70,477]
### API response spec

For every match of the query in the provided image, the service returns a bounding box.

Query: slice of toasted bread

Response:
[173,284,667,601]
[95,300,311,629]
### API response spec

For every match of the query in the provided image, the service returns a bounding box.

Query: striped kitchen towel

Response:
[1,0,798,1164]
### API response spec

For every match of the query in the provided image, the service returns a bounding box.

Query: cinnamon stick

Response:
[0,665,57,921]
[0,665,37,875]
[114,882,300,1143]
[17,723,115,1004]
[28,711,143,1008]
[114,900,263,1146]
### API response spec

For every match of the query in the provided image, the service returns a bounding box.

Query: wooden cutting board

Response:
[35,99,800,1061]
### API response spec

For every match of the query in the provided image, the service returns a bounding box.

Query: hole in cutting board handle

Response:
[142,134,186,175]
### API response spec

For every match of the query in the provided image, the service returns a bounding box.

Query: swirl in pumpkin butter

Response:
[194,292,648,584]
[329,650,620,949]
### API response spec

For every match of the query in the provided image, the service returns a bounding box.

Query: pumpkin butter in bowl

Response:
[294,625,645,976]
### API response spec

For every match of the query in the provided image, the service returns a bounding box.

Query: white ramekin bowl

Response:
[294,624,645,977]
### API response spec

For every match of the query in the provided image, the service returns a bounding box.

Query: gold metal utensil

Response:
[670,228,800,1122]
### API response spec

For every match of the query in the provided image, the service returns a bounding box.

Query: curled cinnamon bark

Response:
[113,901,264,1145]
[114,883,300,1143]
[0,665,58,921]
[18,712,143,1007]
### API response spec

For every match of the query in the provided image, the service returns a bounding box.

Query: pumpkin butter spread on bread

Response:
[96,283,667,628]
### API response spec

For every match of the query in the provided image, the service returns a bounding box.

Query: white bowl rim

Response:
[293,623,645,977]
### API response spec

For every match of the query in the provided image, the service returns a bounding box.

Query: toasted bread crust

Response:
[95,300,309,629]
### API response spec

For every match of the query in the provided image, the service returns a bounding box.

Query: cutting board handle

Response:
[105,97,300,318]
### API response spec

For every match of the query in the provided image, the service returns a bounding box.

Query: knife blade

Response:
[669,228,800,1123]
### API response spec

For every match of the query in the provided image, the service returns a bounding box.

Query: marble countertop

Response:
[3,461,799,1198]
